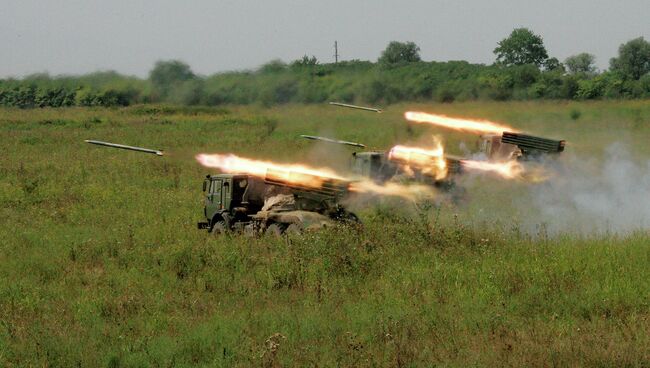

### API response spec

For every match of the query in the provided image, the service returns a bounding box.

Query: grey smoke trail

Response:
[531,144,650,234]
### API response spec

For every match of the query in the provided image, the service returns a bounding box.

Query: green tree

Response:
[379,41,421,65]
[291,55,318,68]
[149,60,195,98]
[494,28,549,68]
[610,37,650,80]
[565,53,597,75]
[150,60,195,85]
[544,57,564,72]
[259,59,287,74]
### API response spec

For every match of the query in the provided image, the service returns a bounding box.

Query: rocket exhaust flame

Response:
[195,153,345,188]
[404,112,518,135]
[388,143,447,180]
[349,181,433,201]
[195,153,434,199]
[460,159,524,180]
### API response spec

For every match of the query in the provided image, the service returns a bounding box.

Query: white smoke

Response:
[529,144,650,234]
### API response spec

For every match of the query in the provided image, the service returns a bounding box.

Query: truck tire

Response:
[285,223,302,235]
[265,223,284,237]
[344,212,360,224]
[212,221,228,235]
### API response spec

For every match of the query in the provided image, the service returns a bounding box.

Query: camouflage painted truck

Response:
[479,132,566,160]
[196,170,359,235]
[350,150,463,189]
[300,135,463,190]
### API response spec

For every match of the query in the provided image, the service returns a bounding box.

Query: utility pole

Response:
[334,41,339,64]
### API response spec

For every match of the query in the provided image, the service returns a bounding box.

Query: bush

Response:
[435,81,459,103]
[640,74,650,97]
[358,77,402,104]
[508,64,541,88]
[576,76,606,99]
[259,77,298,106]
[478,73,514,100]
[259,60,287,74]
[169,79,205,105]
[296,79,328,103]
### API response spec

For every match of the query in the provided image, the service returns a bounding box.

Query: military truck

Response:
[299,135,463,189]
[479,132,566,161]
[196,172,359,235]
[350,150,463,190]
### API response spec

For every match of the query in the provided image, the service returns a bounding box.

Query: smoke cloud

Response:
[528,144,650,234]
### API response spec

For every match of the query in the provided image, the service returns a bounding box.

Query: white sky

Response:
[2,0,649,78]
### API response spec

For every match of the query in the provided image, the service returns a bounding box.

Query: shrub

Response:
[576,76,606,99]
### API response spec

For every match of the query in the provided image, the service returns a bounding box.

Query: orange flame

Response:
[195,153,344,188]
[404,112,518,135]
[388,142,447,180]
[349,181,434,201]
[196,153,434,199]
[460,159,524,179]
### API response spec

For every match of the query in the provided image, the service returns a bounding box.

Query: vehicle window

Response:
[224,182,230,194]
[212,180,222,194]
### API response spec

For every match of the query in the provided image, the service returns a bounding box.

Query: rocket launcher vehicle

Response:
[264,168,350,199]
[500,132,566,157]
[481,132,566,160]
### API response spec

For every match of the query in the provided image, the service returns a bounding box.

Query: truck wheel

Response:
[212,221,228,235]
[265,223,284,237]
[449,186,468,205]
[243,225,257,237]
[285,223,302,235]
[344,212,360,224]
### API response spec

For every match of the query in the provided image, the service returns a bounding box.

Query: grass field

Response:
[1,101,650,366]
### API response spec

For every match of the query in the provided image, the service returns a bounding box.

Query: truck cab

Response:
[197,174,265,231]
[350,151,399,183]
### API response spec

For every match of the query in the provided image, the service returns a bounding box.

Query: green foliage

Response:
[565,53,597,75]
[259,59,287,74]
[543,57,564,72]
[478,72,514,100]
[569,109,582,120]
[259,76,299,106]
[494,28,549,68]
[378,41,421,65]
[610,37,650,80]
[149,60,195,86]
[168,79,205,106]
[0,72,146,108]
[576,75,607,99]
[149,60,195,100]
[640,73,650,97]
[3,34,650,109]
[290,55,318,69]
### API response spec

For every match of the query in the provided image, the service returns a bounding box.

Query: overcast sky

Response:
[2,0,649,78]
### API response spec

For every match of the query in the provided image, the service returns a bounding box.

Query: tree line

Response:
[2,28,650,108]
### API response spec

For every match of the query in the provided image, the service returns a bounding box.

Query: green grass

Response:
[1,101,649,367]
